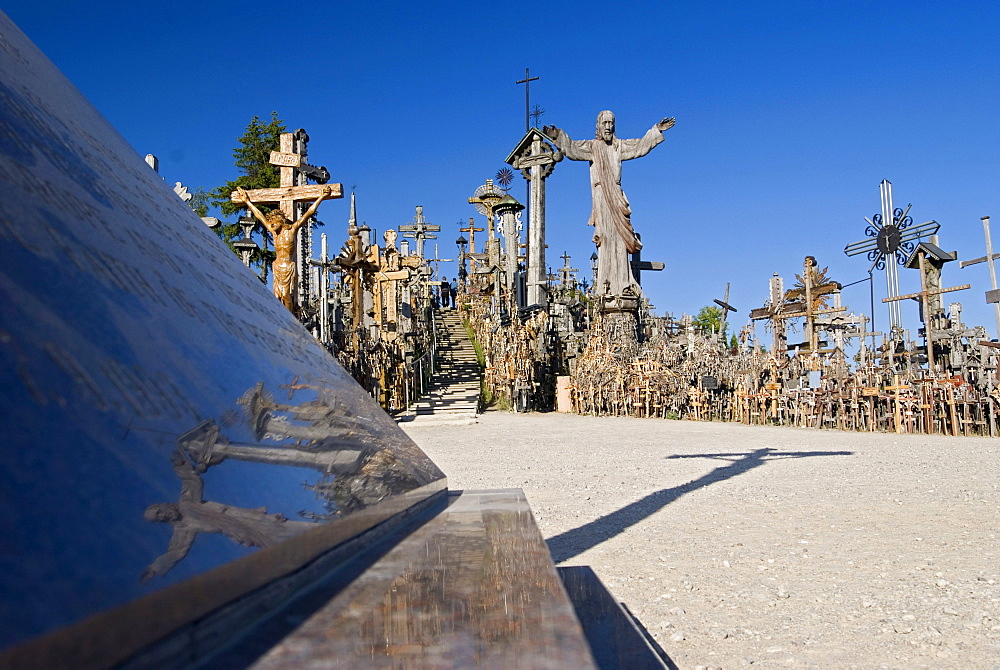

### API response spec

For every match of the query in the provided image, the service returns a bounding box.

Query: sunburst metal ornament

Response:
[495,167,514,192]
[843,180,939,333]
[470,179,503,217]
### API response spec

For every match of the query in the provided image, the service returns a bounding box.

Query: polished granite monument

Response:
[0,11,668,668]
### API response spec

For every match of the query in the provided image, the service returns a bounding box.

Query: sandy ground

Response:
[400,411,1000,669]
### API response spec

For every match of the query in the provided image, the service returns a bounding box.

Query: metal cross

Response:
[843,180,939,335]
[515,68,539,134]
[959,215,1000,338]
[530,104,545,129]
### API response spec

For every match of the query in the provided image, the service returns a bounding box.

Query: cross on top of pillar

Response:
[557,251,578,288]
[399,205,440,258]
[506,127,562,180]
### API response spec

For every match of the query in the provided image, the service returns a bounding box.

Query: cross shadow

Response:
[546,448,853,563]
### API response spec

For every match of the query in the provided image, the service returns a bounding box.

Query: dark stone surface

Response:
[0,10,443,655]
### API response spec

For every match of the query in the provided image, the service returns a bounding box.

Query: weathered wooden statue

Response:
[236,185,332,311]
[544,112,674,298]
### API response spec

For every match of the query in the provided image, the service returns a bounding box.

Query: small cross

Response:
[530,104,545,129]
[557,251,579,288]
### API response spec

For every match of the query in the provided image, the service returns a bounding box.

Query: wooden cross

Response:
[336,221,379,350]
[713,282,737,325]
[373,258,409,343]
[629,237,664,287]
[460,217,485,256]
[231,132,342,310]
[468,180,504,245]
[425,243,454,281]
[781,257,846,356]
[749,273,790,353]
[884,246,969,374]
[398,205,440,258]
[231,133,342,218]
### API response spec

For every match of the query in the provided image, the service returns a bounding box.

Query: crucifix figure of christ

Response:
[236,185,333,312]
[459,217,484,259]
[543,111,674,299]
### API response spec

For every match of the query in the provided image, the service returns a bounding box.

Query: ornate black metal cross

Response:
[843,180,939,334]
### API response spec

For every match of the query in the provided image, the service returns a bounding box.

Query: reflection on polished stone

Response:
[0,10,443,660]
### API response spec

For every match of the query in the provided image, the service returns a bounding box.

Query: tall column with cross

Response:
[494,193,524,299]
[399,206,439,258]
[507,128,562,306]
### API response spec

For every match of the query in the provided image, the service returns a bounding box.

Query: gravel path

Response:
[400,411,1000,669]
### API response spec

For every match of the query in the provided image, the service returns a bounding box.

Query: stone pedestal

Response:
[598,294,639,314]
[596,310,640,360]
[556,376,574,412]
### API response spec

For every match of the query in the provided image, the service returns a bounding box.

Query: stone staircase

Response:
[396,308,481,425]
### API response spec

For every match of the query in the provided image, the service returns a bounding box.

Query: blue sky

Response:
[6,1,1000,341]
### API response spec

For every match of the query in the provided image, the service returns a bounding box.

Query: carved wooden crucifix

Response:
[231,132,342,311]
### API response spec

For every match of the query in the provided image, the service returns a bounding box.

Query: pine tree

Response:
[210,112,286,267]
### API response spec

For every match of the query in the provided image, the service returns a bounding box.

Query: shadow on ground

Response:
[546,448,853,563]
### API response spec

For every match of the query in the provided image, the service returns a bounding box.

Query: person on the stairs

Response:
[440,276,453,309]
